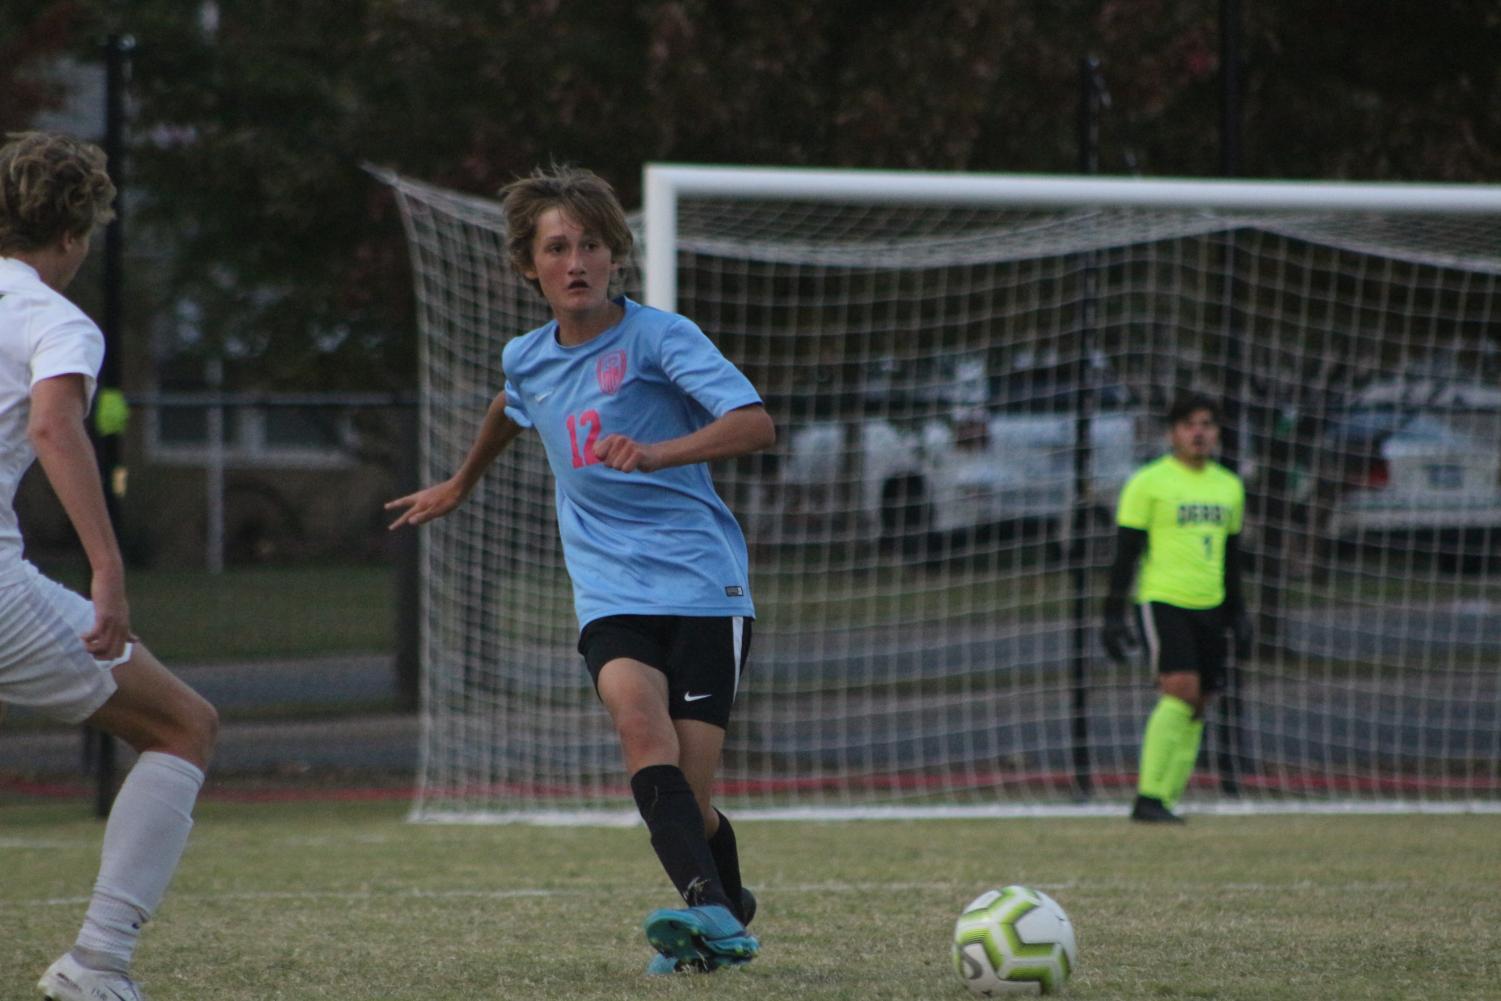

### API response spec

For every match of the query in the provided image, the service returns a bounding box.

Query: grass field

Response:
[5,802,1499,1000]
[26,555,1499,659]
[33,562,395,662]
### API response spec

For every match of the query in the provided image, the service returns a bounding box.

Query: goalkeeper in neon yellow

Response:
[1103,394,1251,823]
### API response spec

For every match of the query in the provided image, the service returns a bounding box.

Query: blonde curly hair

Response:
[0,131,117,254]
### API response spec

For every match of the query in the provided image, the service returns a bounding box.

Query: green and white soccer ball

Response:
[952,885,1077,996]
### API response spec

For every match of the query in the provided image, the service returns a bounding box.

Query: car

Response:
[774,352,1142,557]
[1322,379,1501,567]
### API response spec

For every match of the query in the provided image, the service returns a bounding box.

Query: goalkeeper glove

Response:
[1101,597,1137,663]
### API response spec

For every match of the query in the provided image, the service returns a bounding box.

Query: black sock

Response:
[630,764,732,911]
[707,808,746,921]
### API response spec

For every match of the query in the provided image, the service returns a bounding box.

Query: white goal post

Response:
[643,165,1501,314]
[380,163,1501,822]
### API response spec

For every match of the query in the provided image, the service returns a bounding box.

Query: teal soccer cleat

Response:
[645,953,691,976]
[644,889,759,974]
[644,903,759,973]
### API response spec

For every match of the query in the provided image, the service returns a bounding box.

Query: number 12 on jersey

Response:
[567,410,602,468]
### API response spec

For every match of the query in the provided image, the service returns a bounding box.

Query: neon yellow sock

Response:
[1163,716,1205,809]
[1136,695,1194,802]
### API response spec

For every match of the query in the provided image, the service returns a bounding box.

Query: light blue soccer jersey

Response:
[502,297,762,628]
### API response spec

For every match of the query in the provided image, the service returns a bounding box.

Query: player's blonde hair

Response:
[500,164,633,296]
[0,131,116,255]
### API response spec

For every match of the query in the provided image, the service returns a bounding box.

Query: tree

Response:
[0,4,90,133]
[1245,2,1501,180]
[6,0,1492,395]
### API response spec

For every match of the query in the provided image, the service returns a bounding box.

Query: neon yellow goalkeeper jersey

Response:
[1114,454,1244,610]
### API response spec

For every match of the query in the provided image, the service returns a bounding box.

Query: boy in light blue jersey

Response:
[499,297,760,626]
[388,164,774,974]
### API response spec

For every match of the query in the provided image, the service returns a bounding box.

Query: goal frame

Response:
[633,164,1501,820]
[643,163,1501,313]
[379,163,1501,823]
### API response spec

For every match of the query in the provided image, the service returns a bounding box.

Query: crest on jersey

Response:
[596,350,627,395]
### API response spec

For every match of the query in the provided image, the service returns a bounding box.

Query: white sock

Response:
[73,751,204,973]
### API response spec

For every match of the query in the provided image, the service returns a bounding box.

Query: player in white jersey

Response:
[387,164,775,974]
[1,132,219,1001]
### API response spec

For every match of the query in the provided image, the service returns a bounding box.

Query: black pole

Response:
[1217,0,1244,464]
[101,38,127,409]
[89,32,134,819]
[394,402,421,711]
[1078,57,1102,176]
[1067,56,1104,800]
[1219,0,1242,178]
[1216,0,1244,458]
[1214,0,1250,797]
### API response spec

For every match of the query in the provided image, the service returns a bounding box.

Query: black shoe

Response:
[1130,795,1185,823]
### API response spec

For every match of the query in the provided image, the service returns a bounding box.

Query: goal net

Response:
[378,165,1501,821]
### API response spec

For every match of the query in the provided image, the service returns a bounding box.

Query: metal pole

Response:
[90,31,134,818]
[642,165,1501,214]
[205,358,225,574]
[394,402,421,711]
[1068,56,1104,800]
[1216,0,1248,796]
[1220,0,1243,179]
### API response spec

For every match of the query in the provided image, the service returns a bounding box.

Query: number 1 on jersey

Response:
[567,410,602,468]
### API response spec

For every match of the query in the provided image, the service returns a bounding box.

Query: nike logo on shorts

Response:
[683,692,712,702]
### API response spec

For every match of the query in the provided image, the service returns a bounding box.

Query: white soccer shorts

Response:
[0,561,131,724]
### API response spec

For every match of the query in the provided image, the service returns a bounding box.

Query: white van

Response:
[777,353,1141,554]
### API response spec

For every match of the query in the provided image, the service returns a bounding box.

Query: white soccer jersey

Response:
[0,257,104,574]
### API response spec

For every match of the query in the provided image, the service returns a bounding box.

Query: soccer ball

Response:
[952,885,1077,996]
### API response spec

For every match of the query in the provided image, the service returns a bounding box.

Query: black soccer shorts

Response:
[1135,602,1230,693]
[578,614,752,728]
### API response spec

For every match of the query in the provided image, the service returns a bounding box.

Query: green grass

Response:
[34,562,395,662]
[31,552,1495,661]
[4,802,1499,1000]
